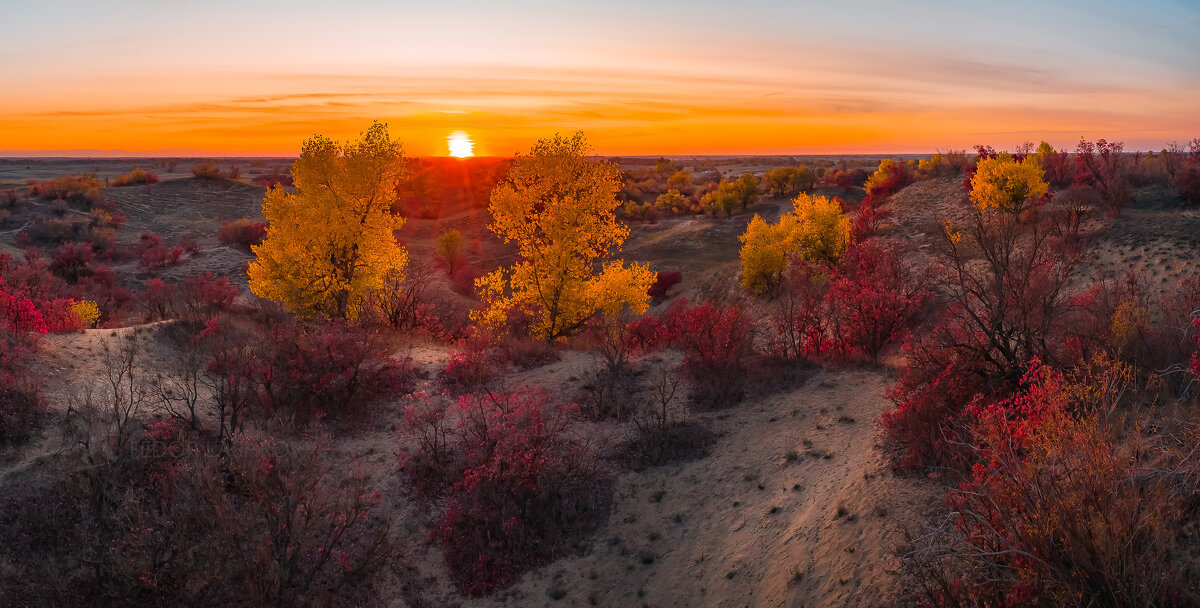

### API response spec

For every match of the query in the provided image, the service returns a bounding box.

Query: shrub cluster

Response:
[110,168,159,187]
[217,217,267,249]
[398,389,607,596]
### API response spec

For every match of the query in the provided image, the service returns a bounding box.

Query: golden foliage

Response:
[655,188,689,214]
[969,153,1048,213]
[472,132,654,341]
[738,193,852,294]
[248,121,408,319]
[71,299,101,328]
[864,158,899,197]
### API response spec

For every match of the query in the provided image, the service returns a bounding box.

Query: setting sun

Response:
[447,131,474,158]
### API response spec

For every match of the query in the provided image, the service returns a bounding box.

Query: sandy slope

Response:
[383,366,939,608]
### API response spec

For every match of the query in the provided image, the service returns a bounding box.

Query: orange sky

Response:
[2,1,1198,156]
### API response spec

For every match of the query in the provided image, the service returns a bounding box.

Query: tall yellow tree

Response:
[472,132,655,342]
[969,153,1048,214]
[248,121,408,319]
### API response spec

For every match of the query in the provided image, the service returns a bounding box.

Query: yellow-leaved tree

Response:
[248,121,408,319]
[739,193,852,294]
[969,153,1048,214]
[472,132,655,342]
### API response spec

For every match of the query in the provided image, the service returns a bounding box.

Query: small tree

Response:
[655,188,689,214]
[700,180,740,217]
[863,158,911,202]
[435,228,465,275]
[738,192,852,294]
[969,152,1048,214]
[248,121,408,319]
[472,132,654,342]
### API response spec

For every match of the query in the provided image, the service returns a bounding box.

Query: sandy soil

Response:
[436,368,940,608]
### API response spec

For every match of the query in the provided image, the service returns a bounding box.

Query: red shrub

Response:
[26,174,103,207]
[0,279,56,445]
[439,343,501,394]
[904,365,1187,606]
[72,265,136,326]
[179,233,199,254]
[191,162,223,179]
[853,196,891,239]
[142,278,178,321]
[134,233,183,270]
[253,320,412,421]
[431,390,605,596]
[1074,138,1131,213]
[1176,163,1200,205]
[177,272,238,322]
[881,207,1080,470]
[863,160,911,204]
[1039,146,1074,188]
[647,270,682,300]
[49,241,94,282]
[0,279,49,336]
[257,170,294,188]
[662,299,755,407]
[217,218,267,249]
[110,168,159,187]
[881,324,990,470]
[827,241,929,362]
[450,264,478,297]
[769,261,830,361]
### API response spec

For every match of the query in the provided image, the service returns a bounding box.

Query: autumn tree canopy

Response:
[969,153,1048,214]
[739,193,852,294]
[472,132,655,342]
[248,121,408,319]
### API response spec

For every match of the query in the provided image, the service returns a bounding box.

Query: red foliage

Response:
[0,267,80,335]
[1074,138,1131,213]
[881,208,1080,470]
[973,144,998,159]
[0,278,57,444]
[428,390,604,596]
[647,270,682,300]
[253,319,412,421]
[911,365,1188,605]
[827,241,928,362]
[177,272,238,322]
[72,265,136,326]
[662,299,755,406]
[1038,146,1074,188]
[1175,163,1200,205]
[179,233,199,254]
[769,261,830,361]
[134,233,183,270]
[863,160,911,205]
[439,342,502,394]
[0,278,49,336]
[49,241,94,282]
[142,278,178,321]
[853,197,891,239]
[217,218,267,249]
[882,325,992,470]
[110,168,159,187]
[820,167,871,191]
[450,264,478,297]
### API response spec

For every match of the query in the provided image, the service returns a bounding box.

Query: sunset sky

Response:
[2,0,1198,156]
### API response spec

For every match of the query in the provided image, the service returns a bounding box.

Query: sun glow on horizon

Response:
[447,131,474,158]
